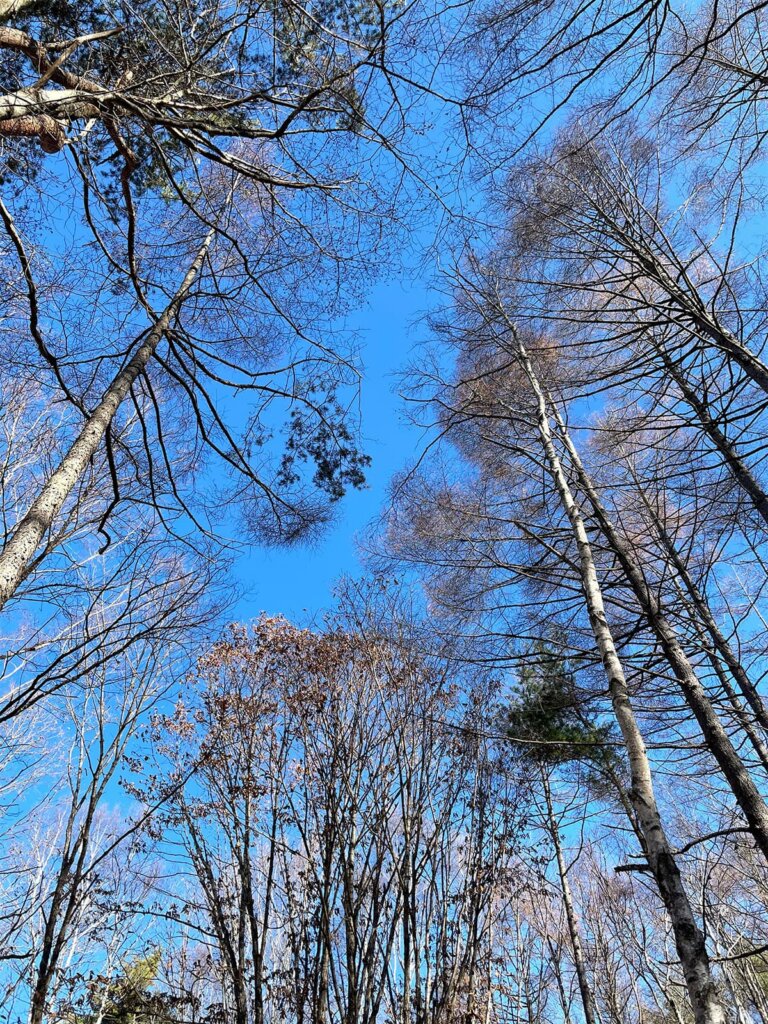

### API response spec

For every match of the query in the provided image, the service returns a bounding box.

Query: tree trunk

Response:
[624,234,768,397]
[540,770,599,1024]
[655,342,768,530]
[516,335,725,1024]
[635,475,768,765]
[0,228,214,612]
[552,393,768,867]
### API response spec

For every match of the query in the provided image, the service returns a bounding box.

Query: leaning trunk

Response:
[0,228,214,613]
[552,394,768,867]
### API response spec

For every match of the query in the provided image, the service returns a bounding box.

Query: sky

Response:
[232,269,433,623]
[25,147,449,638]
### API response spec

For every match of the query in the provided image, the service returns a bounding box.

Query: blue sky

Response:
[233,270,431,622]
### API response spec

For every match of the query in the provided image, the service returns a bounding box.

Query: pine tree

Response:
[506,642,616,770]
[78,951,178,1024]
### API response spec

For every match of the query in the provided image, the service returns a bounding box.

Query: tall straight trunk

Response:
[310,824,334,1024]
[253,802,279,1024]
[545,936,576,1024]
[401,824,412,1024]
[29,790,100,1024]
[540,770,598,1024]
[341,845,360,1024]
[623,234,768,397]
[633,473,768,763]
[515,336,725,1024]
[0,227,215,613]
[656,341,768,530]
[548,388,768,867]
[711,928,752,1024]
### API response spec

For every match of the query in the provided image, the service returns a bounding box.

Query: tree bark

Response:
[0,228,214,613]
[0,0,38,21]
[633,473,768,764]
[516,335,725,1024]
[656,342,768,530]
[541,770,599,1024]
[615,221,768,398]
[550,390,768,867]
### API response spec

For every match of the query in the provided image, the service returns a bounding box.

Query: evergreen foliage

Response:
[506,643,616,767]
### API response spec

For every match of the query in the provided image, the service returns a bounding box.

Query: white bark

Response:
[0,0,37,19]
[0,88,102,120]
[0,229,214,612]
[551,395,768,867]
[514,335,725,1024]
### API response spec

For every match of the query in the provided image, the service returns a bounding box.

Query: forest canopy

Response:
[1,4,768,1024]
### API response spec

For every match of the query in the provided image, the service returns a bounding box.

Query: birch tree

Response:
[382,257,768,1022]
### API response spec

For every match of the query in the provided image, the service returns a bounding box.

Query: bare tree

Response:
[126,612,527,1024]
[0,0,445,622]
[381,256,768,1021]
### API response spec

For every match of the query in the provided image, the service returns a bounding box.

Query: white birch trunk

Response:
[550,393,768,866]
[514,336,725,1024]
